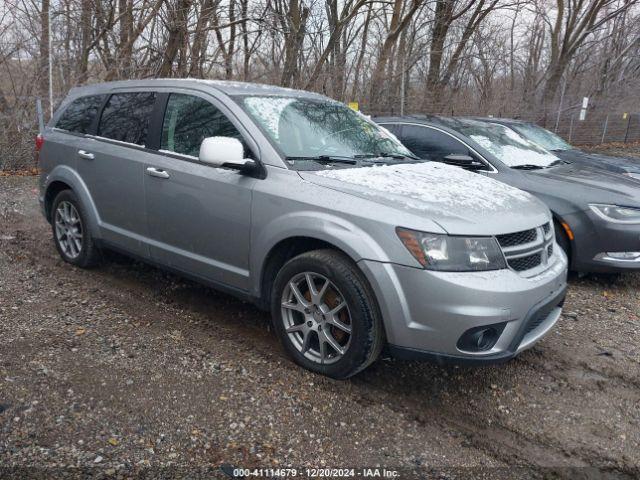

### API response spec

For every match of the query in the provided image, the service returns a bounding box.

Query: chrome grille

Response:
[497,228,537,248]
[509,252,542,271]
[497,223,554,274]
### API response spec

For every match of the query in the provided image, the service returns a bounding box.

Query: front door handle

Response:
[78,150,94,160]
[146,167,170,179]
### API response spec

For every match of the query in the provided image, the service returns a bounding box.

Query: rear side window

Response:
[98,92,156,146]
[55,95,105,134]
[400,125,469,160]
[161,93,243,158]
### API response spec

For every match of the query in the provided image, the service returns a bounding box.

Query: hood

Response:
[299,162,550,236]
[555,149,640,175]
[522,163,640,209]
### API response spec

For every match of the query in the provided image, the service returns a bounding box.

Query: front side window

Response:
[239,96,412,163]
[399,125,469,160]
[98,92,156,146]
[55,95,105,134]
[161,94,242,158]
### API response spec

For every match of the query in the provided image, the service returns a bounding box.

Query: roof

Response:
[374,114,444,125]
[471,116,529,125]
[67,78,326,99]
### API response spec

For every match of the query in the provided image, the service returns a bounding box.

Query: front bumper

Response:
[563,209,640,273]
[358,249,568,364]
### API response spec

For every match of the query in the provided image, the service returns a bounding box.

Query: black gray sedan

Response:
[473,117,640,180]
[376,115,640,274]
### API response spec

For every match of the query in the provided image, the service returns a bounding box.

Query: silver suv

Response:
[38,80,568,378]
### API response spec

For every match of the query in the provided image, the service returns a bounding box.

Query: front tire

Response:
[271,249,384,379]
[51,190,100,268]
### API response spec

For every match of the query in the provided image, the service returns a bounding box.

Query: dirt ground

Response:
[581,142,640,159]
[1,174,639,479]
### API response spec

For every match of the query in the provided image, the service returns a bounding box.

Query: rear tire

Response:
[51,190,100,268]
[271,249,384,379]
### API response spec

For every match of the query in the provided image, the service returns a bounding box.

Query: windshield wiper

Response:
[355,152,421,161]
[285,155,357,165]
[511,164,546,170]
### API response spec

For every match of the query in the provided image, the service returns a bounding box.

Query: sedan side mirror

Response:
[443,153,486,170]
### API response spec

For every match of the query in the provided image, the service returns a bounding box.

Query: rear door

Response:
[44,94,106,184]
[143,91,256,290]
[78,91,158,257]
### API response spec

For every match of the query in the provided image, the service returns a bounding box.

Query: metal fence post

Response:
[569,114,575,143]
[601,114,609,144]
[624,114,632,143]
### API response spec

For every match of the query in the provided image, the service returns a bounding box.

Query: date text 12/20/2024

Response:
[230,468,400,477]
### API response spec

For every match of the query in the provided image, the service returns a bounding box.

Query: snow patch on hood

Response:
[314,162,535,213]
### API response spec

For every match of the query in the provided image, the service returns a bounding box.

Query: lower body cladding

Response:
[563,209,640,273]
[358,249,568,365]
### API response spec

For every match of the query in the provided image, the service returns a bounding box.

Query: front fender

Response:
[250,210,394,296]
[44,165,102,238]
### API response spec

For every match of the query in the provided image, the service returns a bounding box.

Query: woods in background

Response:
[0,0,639,130]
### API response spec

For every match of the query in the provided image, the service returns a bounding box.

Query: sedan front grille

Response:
[497,223,554,274]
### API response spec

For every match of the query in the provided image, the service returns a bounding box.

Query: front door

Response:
[143,92,256,291]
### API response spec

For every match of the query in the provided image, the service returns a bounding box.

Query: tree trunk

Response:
[39,0,51,115]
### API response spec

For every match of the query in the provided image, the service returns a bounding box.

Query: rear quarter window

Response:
[98,92,156,146]
[55,95,105,134]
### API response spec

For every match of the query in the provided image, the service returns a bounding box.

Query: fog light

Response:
[457,322,506,352]
[596,252,640,261]
[608,252,640,259]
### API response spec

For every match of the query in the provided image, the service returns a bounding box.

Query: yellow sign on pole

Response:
[348,102,359,111]
[623,112,628,119]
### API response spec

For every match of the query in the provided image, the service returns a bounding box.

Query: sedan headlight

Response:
[589,204,640,224]
[625,172,640,181]
[396,228,506,271]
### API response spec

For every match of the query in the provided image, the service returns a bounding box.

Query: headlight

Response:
[396,228,506,271]
[625,172,640,181]
[589,204,640,224]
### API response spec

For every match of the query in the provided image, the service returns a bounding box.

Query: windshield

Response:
[512,123,573,151]
[238,95,413,167]
[443,118,561,168]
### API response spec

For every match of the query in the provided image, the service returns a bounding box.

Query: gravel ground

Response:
[1,175,639,479]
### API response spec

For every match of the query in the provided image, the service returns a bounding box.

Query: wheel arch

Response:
[552,214,573,267]
[44,180,72,222]
[257,236,355,310]
[44,165,101,238]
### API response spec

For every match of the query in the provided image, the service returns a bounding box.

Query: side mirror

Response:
[442,153,486,170]
[199,136,246,167]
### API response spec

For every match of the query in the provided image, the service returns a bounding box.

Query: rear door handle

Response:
[146,167,170,179]
[78,150,94,160]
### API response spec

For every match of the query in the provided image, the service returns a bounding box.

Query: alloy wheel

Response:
[280,272,352,365]
[54,201,83,259]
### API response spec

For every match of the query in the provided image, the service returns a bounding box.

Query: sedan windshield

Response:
[443,118,561,168]
[512,123,573,151]
[238,95,414,167]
